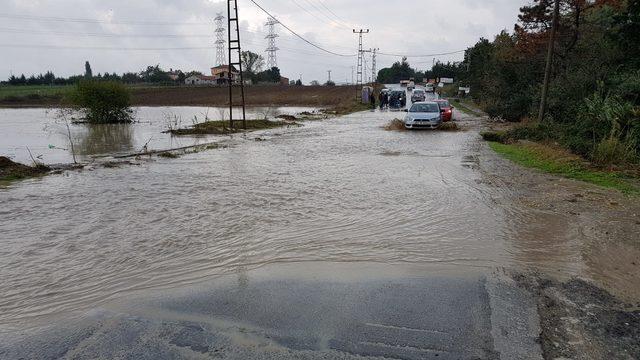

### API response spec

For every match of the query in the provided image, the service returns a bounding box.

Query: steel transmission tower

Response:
[265,17,279,69]
[214,13,227,66]
[227,0,246,129]
[353,29,369,101]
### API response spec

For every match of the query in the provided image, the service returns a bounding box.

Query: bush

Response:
[480,130,509,143]
[592,137,637,166]
[68,80,133,123]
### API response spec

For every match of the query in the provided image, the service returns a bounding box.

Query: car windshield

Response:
[410,103,439,112]
[413,90,424,94]
[437,100,450,107]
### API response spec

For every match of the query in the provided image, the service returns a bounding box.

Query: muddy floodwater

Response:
[1,107,638,337]
[0,106,314,164]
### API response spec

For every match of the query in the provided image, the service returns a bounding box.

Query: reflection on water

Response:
[75,124,135,156]
[0,106,315,164]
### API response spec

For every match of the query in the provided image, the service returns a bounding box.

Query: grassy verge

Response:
[488,141,640,195]
[168,119,299,135]
[451,99,483,116]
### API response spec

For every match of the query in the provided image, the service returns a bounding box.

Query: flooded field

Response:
[0,106,314,164]
[1,107,638,338]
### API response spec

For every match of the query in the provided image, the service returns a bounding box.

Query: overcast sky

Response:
[0,0,527,84]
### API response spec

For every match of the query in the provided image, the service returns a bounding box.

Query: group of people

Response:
[367,90,391,110]
[377,91,390,110]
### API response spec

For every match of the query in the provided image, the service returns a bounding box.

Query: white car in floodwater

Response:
[404,102,442,129]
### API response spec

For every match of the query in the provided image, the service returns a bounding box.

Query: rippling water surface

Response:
[0,106,314,164]
[6,105,627,334]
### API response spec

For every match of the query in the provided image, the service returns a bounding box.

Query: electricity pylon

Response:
[265,17,279,69]
[214,13,226,66]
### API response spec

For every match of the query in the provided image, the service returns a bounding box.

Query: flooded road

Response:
[1,106,639,356]
[0,108,510,330]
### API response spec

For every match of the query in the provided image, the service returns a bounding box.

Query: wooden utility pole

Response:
[537,0,561,123]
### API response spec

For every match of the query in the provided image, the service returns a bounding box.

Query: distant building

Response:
[184,75,217,85]
[279,76,289,86]
[167,69,181,81]
[184,65,240,86]
[211,65,239,85]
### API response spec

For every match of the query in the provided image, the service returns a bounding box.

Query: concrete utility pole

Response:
[265,17,279,69]
[353,29,369,101]
[214,13,227,66]
[538,0,561,123]
[327,70,332,83]
[371,48,378,84]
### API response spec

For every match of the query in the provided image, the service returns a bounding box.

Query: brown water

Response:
[0,107,637,334]
[0,106,314,164]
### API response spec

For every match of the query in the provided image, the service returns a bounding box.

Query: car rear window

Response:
[437,100,450,107]
[410,103,439,112]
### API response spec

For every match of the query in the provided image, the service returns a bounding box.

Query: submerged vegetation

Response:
[67,81,133,123]
[167,119,298,135]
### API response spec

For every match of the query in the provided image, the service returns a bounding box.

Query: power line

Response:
[314,0,356,28]
[0,14,206,26]
[0,13,209,26]
[246,0,356,57]
[0,44,214,50]
[0,27,213,38]
[377,50,466,58]
[300,0,351,30]
[0,26,353,51]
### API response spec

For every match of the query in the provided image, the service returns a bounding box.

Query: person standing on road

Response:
[379,92,385,110]
[370,91,376,110]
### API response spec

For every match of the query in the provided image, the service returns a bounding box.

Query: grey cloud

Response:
[0,0,529,83]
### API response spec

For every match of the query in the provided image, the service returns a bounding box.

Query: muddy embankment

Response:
[0,85,360,109]
[467,104,640,358]
[0,156,49,181]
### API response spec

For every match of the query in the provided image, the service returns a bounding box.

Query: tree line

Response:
[377,0,639,165]
[2,62,204,86]
[462,0,639,164]
[377,59,463,84]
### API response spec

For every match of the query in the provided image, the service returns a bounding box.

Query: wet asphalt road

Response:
[1,264,542,359]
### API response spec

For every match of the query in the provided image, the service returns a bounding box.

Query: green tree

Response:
[84,61,93,78]
[377,57,416,83]
[68,80,133,123]
[140,65,172,83]
[241,51,265,78]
